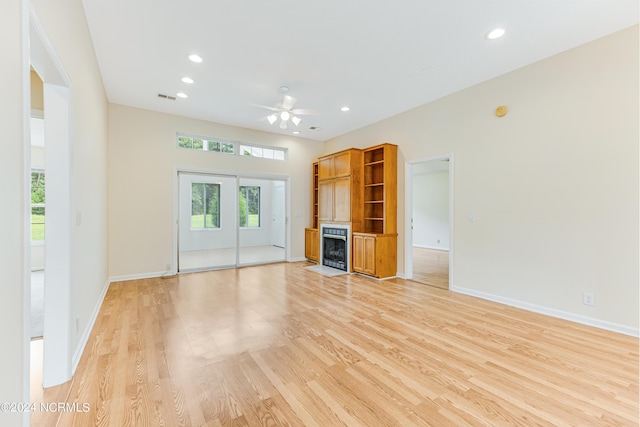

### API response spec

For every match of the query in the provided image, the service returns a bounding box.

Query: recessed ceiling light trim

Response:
[176,92,188,98]
[188,54,203,63]
[181,77,194,84]
[485,28,506,40]
[341,106,350,112]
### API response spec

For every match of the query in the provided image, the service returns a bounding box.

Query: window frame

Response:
[238,185,261,228]
[177,133,236,155]
[31,169,46,243]
[190,182,221,230]
[239,143,287,160]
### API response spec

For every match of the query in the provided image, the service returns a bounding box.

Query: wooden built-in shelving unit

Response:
[354,143,397,278]
[363,144,397,235]
[305,143,397,278]
[304,162,320,262]
[312,162,319,229]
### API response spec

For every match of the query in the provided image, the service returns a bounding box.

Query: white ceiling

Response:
[81,0,638,142]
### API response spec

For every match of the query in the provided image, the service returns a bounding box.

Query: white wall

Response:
[31,0,109,374]
[0,0,28,424]
[413,165,449,250]
[323,26,639,333]
[109,104,323,277]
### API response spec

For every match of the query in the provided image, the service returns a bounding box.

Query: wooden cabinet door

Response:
[332,151,352,177]
[318,156,333,180]
[318,181,333,221]
[333,177,351,222]
[353,234,364,272]
[305,228,318,262]
[363,236,376,276]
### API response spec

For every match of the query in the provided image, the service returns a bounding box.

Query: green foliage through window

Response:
[191,183,220,229]
[31,170,45,241]
[178,135,234,154]
[239,186,260,227]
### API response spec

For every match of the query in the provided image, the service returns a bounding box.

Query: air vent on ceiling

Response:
[309,126,321,131]
[157,93,176,101]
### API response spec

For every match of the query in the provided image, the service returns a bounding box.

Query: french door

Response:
[178,172,286,272]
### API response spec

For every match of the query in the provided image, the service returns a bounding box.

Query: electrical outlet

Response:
[583,292,595,306]
[165,264,171,271]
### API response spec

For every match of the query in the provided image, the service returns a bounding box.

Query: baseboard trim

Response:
[72,278,110,373]
[413,244,450,251]
[450,285,639,338]
[108,270,171,283]
[288,257,307,263]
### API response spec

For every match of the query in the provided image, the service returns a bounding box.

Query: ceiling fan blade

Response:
[250,103,280,112]
[291,108,318,116]
[281,95,297,110]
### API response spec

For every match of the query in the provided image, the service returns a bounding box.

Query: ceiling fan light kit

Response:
[255,86,309,132]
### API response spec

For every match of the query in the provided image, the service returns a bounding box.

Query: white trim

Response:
[109,271,170,283]
[289,256,307,262]
[405,153,454,286]
[413,244,450,251]
[72,279,110,372]
[451,285,639,338]
[29,5,74,393]
[22,1,32,425]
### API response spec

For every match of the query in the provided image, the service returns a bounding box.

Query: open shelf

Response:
[362,144,396,234]
[312,162,319,229]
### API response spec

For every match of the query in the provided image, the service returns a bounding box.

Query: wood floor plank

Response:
[32,262,639,426]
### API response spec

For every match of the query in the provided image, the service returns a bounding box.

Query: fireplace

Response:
[320,224,350,272]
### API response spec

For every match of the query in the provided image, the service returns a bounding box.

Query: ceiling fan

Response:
[253,86,313,130]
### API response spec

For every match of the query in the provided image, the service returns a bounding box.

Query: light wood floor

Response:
[412,247,449,289]
[34,262,638,426]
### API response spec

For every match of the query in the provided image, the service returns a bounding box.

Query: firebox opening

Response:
[321,226,349,272]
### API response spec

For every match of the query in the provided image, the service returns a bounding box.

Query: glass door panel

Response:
[238,177,286,265]
[178,173,237,271]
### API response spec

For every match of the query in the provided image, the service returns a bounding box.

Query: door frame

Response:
[28,7,74,392]
[404,153,454,287]
[173,167,291,273]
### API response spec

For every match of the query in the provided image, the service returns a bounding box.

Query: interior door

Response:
[178,172,237,271]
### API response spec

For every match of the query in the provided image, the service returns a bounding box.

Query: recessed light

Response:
[485,28,506,40]
[176,92,188,98]
[188,54,203,63]
[341,106,350,112]
[292,131,300,135]
[181,77,194,84]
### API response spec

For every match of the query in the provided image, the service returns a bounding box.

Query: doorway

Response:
[177,172,287,272]
[29,14,74,392]
[405,155,453,289]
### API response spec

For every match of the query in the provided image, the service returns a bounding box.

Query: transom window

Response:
[178,135,234,154]
[239,186,260,227]
[177,133,286,161]
[239,144,286,160]
[191,183,220,229]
